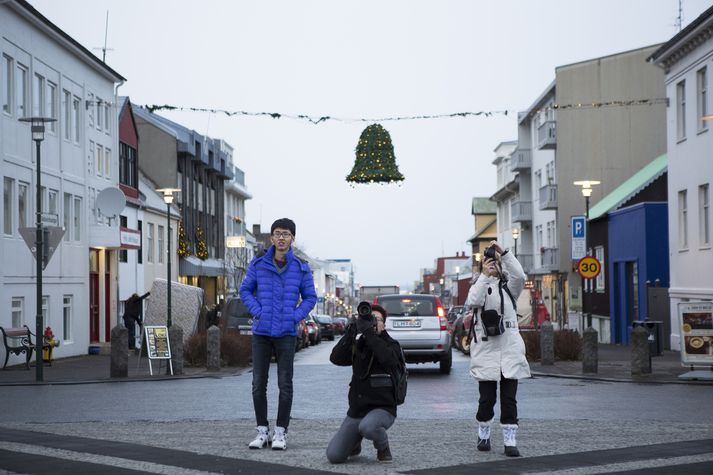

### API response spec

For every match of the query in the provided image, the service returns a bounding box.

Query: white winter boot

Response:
[271,426,288,450]
[502,424,520,457]
[248,426,271,449]
[476,419,492,452]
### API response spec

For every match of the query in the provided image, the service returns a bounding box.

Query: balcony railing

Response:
[515,253,534,273]
[538,247,559,272]
[539,184,558,210]
[537,120,557,150]
[511,199,532,223]
[511,148,532,171]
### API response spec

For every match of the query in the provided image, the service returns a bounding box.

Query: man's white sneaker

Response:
[248,426,271,449]
[271,426,287,450]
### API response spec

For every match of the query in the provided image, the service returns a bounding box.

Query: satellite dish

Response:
[96,187,126,220]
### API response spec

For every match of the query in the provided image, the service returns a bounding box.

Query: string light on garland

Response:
[195,226,208,260]
[346,124,404,186]
[177,221,191,258]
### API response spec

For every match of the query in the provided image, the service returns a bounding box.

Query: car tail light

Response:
[439,315,448,331]
[373,297,379,305]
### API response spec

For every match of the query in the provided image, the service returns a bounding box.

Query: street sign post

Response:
[571,216,586,260]
[577,256,602,279]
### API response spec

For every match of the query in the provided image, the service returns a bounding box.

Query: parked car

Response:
[296,319,309,351]
[446,305,465,333]
[222,296,253,335]
[332,317,348,335]
[305,314,321,345]
[314,315,335,341]
[374,294,452,374]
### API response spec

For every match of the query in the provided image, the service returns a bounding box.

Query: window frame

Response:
[147,222,154,263]
[15,62,28,118]
[4,177,14,235]
[679,189,688,249]
[11,297,24,327]
[677,80,687,141]
[2,54,12,116]
[62,295,73,342]
[700,183,710,247]
[697,67,708,133]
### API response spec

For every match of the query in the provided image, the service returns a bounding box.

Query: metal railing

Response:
[538,247,559,272]
[539,184,558,210]
[511,148,532,171]
[537,120,557,149]
[515,253,534,273]
[511,199,533,222]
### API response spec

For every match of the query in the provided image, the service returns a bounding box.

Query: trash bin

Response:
[632,320,664,356]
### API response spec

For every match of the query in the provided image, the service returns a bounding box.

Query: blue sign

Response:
[318,297,324,303]
[571,215,586,260]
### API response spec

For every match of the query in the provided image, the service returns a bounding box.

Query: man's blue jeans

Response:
[251,334,296,429]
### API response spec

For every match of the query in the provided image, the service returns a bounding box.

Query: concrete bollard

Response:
[582,327,598,373]
[540,320,554,366]
[168,326,184,375]
[631,325,651,375]
[110,325,128,378]
[207,325,221,371]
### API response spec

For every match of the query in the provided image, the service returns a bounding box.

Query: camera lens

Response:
[357,301,372,318]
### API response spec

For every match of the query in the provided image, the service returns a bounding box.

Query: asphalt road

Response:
[1,339,712,474]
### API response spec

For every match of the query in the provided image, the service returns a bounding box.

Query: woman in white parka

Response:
[465,240,530,457]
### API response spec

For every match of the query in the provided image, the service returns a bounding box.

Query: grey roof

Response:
[648,5,713,64]
[472,197,496,215]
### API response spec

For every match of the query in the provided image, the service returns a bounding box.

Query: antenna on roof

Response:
[674,0,683,32]
[93,11,114,62]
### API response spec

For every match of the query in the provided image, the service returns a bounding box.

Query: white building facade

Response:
[1,0,124,362]
[650,9,713,351]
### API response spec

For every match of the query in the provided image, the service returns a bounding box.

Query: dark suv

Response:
[313,315,335,341]
[375,294,452,374]
[223,296,254,335]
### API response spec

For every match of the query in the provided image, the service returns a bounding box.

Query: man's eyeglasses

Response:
[273,232,293,239]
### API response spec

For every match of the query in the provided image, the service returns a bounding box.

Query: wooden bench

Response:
[0,325,49,370]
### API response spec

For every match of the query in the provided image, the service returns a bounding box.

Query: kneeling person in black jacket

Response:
[327,303,401,464]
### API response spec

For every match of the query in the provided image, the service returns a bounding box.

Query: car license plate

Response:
[393,320,421,328]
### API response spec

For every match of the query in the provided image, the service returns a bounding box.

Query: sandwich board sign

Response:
[143,325,173,376]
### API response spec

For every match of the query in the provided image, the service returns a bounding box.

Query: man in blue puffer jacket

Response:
[240,218,317,451]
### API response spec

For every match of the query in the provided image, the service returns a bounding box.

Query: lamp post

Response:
[474,252,482,274]
[512,227,520,258]
[574,180,600,328]
[19,116,56,382]
[156,188,180,328]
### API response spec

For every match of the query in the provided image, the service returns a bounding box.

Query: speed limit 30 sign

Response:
[577,256,602,279]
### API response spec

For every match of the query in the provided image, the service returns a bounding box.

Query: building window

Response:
[679,189,688,249]
[42,295,49,330]
[677,80,686,141]
[63,192,71,241]
[32,73,44,117]
[96,144,104,176]
[46,82,57,133]
[48,190,57,216]
[62,90,71,141]
[700,184,710,247]
[119,143,137,188]
[96,98,103,130]
[595,246,605,291]
[73,197,81,241]
[104,148,111,179]
[147,223,154,262]
[104,102,110,132]
[697,67,708,132]
[87,93,94,127]
[88,141,95,175]
[11,297,24,327]
[63,295,72,342]
[2,55,11,114]
[18,182,28,228]
[137,220,143,264]
[4,177,13,235]
[158,224,164,263]
[119,215,127,263]
[72,96,80,143]
[15,63,27,117]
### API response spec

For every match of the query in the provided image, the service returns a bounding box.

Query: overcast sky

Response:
[29,0,712,290]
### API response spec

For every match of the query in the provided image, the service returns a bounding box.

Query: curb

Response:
[530,370,713,385]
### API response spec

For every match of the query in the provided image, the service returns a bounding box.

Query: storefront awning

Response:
[180,256,225,277]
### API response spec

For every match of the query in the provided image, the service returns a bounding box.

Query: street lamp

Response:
[19,116,56,382]
[512,227,520,258]
[156,188,180,328]
[574,180,600,328]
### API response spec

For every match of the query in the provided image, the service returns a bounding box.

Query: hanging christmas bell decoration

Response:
[346,124,404,185]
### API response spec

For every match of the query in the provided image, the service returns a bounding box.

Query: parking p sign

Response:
[571,216,586,260]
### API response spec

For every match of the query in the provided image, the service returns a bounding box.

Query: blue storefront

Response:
[608,202,669,344]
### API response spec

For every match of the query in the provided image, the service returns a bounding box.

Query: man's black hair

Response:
[271,218,296,236]
[371,304,388,320]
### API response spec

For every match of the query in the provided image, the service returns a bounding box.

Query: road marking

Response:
[0,441,221,475]
[525,452,713,474]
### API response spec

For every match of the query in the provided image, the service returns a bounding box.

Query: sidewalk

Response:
[2,343,712,385]
[529,344,713,384]
[0,351,247,386]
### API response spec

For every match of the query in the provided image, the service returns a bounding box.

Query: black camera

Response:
[483,245,497,260]
[357,301,373,320]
